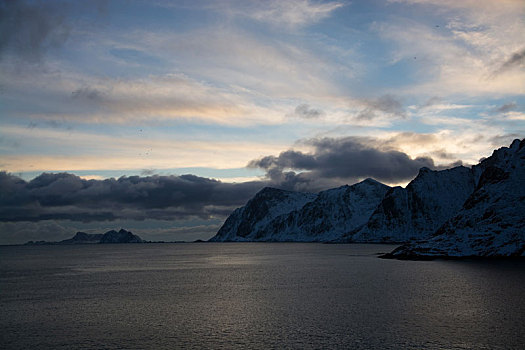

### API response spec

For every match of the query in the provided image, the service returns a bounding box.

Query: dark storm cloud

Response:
[493,48,525,76]
[0,0,70,62]
[356,95,406,120]
[0,172,265,222]
[248,136,435,191]
[292,104,324,119]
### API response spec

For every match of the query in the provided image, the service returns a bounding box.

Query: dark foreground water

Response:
[1,243,525,349]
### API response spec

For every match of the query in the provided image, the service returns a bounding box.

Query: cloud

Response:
[0,125,289,173]
[140,169,156,176]
[492,102,517,114]
[488,133,524,148]
[2,67,289,125]
[0,219,221,244]
[0,171,265,223]
[248,136,436,191]
[0,133,470,225]
[0,0,70,62]
[421,96,442,108]
[493,48,525,76]
[291,104,325,119]
[221,0,344,28]
[71,86,104,102]
[0,220,73,244]
[376,1,525,96]
[1,9,351,126]
[356,95,406,120]
[153,28,344,101]
[156,0,344,28]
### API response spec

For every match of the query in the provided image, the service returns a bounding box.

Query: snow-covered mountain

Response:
[210,167,477,243]
[209,187,317,241]
[210,139,524,256]
[256,179,390,241]
[345,166,475,243]
[210,179,390,242]
[387,139,525,258]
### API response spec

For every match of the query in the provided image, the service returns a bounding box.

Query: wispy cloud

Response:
[492,102,517,114]
[290,104,325,119]
[356,95,406,120]
[0,0,70,63]
[0,125,290,172]
[2,24,349,126]
[195,0,345,28]
[234,0,344,28]
[377,1,525,96]
[492,48,525,76]
[2,70,266,125]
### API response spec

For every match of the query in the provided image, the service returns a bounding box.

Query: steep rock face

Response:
[258,179,390,241]
[209,187,317,241]
[348,166,476,242]
[389,139,525,258]
[99,229,143,243]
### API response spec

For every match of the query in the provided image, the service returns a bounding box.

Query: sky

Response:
[0,0,524,244]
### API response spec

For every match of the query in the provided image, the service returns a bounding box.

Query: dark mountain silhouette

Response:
[25,229,143,245]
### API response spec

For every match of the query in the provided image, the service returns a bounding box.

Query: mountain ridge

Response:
[210,139,525,258]
[385,138,525,258]
[25,229,144,245]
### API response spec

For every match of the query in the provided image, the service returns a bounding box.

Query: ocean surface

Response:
[1,243,525,350]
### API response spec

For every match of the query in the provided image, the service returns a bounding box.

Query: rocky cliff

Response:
[386,139,525,258]
[209,187,317,241]
[346,166,475,242]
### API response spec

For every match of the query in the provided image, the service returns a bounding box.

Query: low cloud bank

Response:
[1,136,453,223]
[0,172,264,222]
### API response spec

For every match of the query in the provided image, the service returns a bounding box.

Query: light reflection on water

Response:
[1,243,524,349]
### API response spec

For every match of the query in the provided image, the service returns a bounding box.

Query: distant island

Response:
[210,139,525,259]
[25,229,144,245]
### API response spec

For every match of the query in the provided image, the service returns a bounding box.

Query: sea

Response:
[1,243,525,349]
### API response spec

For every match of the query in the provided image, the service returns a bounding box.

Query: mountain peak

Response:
[100,229,143,243]
[254,187,291,198]
[257,186,281,194]
[211,140,523,253]
[418,166,433,174]
[360,177,385,186]
[510,138,521,150]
